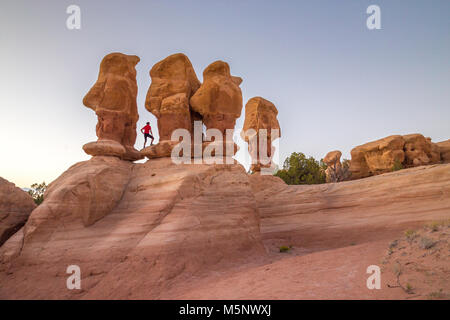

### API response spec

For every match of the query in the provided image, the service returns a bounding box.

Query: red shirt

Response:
[142,124,151,134]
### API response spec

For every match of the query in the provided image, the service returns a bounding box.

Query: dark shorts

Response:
[144,133,154,139]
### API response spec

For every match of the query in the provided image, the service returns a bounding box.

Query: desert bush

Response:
[279,245,291,253]
[404,229,417,242]
[419,237,436,249]
[274,152,326,185]
[389,240,399,249]
[428,289,445,299]
[405,283,414,293]
[426,221,440,232]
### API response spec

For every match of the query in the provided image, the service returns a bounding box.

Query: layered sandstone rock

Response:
[83,53,143,161]
[28,157,132,230]
[0,158,263,299]
[436,139,450,163]
[140,140,238,162]
[348,133,441,179]
[403,134,440,166]
[145,53,201,141]
[242,97,281,172]
[349,135,405,179]
[2,161,449,299]
[0,178,36,246]
[251,163,450,255]
[190,61,243,136]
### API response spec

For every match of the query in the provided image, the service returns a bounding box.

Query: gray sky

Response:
[1,0,449,187]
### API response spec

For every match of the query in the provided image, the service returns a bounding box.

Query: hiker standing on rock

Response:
[141,122,154,148]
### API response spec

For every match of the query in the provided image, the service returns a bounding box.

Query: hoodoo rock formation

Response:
[0,177,36,246]
[242,97,281,172]
[190,61,243,138]
[144,53,201,141]
[349,133,441,180]
[143,57,243,160]
[323,150,344,182]
[82,53,143,161]
[1,52,449,300]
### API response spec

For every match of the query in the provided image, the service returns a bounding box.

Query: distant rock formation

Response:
[403,134,440,166]
[349,133,441,179]
[0,177,36,246]
[323,150,344,182]
[436,139,450,163]
[242,97,281,172]
[190,61,243,137]
[82,53,143,161]
[145,53,201,141]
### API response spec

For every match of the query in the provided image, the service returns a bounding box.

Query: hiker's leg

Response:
[143,135,147,148]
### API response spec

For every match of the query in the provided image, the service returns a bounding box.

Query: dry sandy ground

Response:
[168,223,449,300]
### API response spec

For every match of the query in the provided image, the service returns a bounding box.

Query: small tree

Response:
[28,182,47,205]
[274,152,326,185]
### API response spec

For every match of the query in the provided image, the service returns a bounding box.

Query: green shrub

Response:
[279,245,291,253]
[404,229,417,242]
[274,152,326,185]
[406,283,414,293]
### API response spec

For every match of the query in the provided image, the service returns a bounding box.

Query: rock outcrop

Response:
[349,135,405,179]
[349,134,441,179]
[0,177,36,247]
[323,150,343,182]
[2,160,449,299]
[83,53,142,161]
[145,53,201,141]
[242,97,281,172]
[0,158,264,299]
[436,139,450,163]
[190,61,243,136]
[403,134,440,166]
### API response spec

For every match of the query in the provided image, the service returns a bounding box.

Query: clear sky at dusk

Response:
[1,0,449,187]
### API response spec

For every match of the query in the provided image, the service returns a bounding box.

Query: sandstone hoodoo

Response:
[144,53,201,142]
[242,97,281,172]
[190,61,243,137]
[349,133,442,179]
[0,177,36,246]
[82,53,143,161]
[323,150,344,182]
[190,61,243,158]
[142,57,244,160]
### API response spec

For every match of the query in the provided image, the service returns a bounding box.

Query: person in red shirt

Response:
[141,122,154,148]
